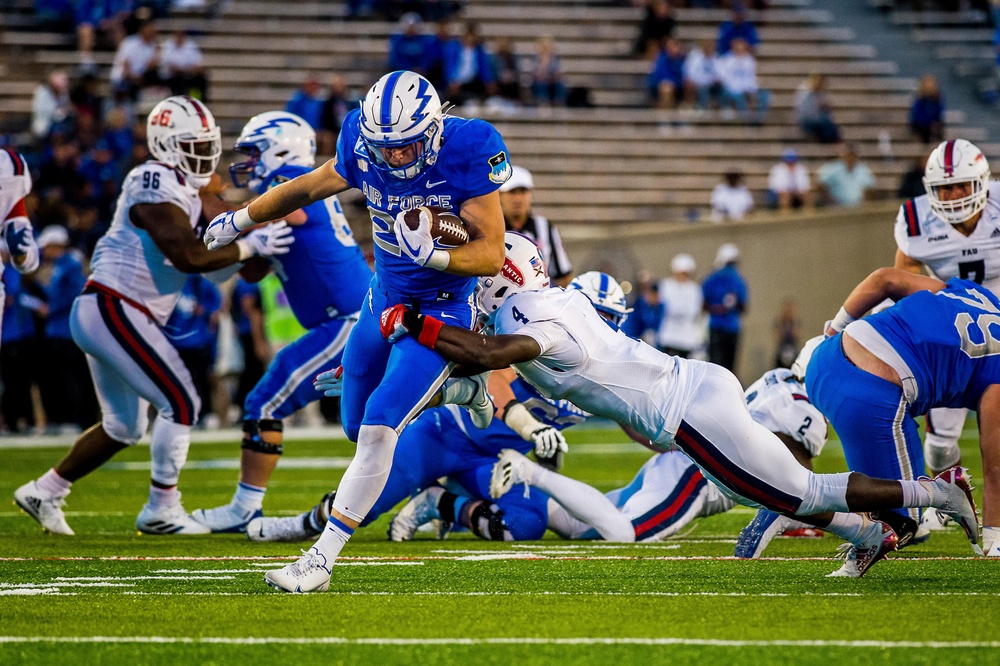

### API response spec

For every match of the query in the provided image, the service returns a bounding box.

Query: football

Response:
[402,205,471,247]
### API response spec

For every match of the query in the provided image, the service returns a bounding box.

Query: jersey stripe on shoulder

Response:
[148,161,187,186]
[3,148,25,176]
[903,198,920,237]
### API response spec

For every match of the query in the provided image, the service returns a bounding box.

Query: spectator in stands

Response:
[683,39,721,111]
[702,242,748,372]
[317,74,353,155]
[159,29,208,101]
[716,38,769,124]
[347,0,378,19]
[773,298,800,369]
[31,70,73,142]
[634,0,677,57]
[1,244,42,433]
[530,36,568,107]
[492,36,525,104]
[717,3,760,55]
[388,13,435,78]
[426,19,459,91]
[767,148,812,211]
[657,253,704,359]
[795,73,840,144]
[285,75,325,132]
[898,155,928,199]
[648,38,686,110]
[166,274,223,429]
[36,138,85,207]
[710,170,753,222]
[909,74,945,145]
[622,269,665,347]
[817,142,875,208]
[109,19,162,100]
[75,0,130,72]
[499,165,574,287]
[445,23,498,106]
[36,225,96,433]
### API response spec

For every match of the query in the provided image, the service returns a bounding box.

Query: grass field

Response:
[1,424,998,665]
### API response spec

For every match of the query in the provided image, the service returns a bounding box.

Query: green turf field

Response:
[1,425,997,665]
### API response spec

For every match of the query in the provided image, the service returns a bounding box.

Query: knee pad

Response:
[796,471,851,516]
[102,411,147,446]
[469,501,513,541]
[241,419,284,455]
[924,434,961,472]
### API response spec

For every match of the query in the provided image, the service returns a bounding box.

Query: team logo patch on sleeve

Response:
[488,151,511,184]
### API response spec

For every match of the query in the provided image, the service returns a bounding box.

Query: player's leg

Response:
[192,318,356,532]
[925,407,965,475]
[976,385,1000,556]
[612,452,713,542]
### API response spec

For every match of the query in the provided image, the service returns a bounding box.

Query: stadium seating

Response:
[0,0,996,227]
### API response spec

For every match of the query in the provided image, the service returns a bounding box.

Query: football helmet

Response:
[923,139,991,225]
[230,111,316,190]
[358,70,446,180]
[147,96,222,188]
[569,271,632,327]
[477,232,550,326]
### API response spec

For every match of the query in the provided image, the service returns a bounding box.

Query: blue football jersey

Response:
[865,278,1000,413]
[258,164,372,329]
[334,108,511,301]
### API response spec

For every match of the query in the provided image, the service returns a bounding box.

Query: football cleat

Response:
[734,508,791,559]
[827,521,898,578]
[136,499,211,535]
[247,514,317,543]
[463,372,495,429]
[190,503,263,533]
[933,467,982,554]
[489,448,534,500]
[389,486,444,542]
[919,506,955,532]
[264,548,332,593]
[13,481,74,535]
[782,527,825,538]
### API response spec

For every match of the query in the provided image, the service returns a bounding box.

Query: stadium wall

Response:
[561,202,901,384]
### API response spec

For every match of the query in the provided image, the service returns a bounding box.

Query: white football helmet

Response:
[477,232,550,326]
[146,96,222,188]
[230,111,316,190]
[923,139,991,224]
[790,335,824,381]
[358,70,446,180]
[569,271,632,327]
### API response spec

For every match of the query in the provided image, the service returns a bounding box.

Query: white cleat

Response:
[247,514,316,543]
[489,448,533,499]
[919,506,955,532]
[827,521,898,578]
[389,486,444,542]
[13,481,74,535]
[934,467,982,555]
[463,372,495,429]
[264,548,331,593]
[190,503,262,533]
[136,499,211,535]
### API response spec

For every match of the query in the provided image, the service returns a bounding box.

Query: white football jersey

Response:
[89,161,203,325]
[0,149,31,222]
[895,181,1000,293]
[744,368,828,457]
[495,288,707,445]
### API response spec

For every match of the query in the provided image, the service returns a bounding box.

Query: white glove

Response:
[5,218,39,274]
[205,207,254,250]
[237,220,294,259]
[530,425,568,459]
[314,365,344,397]
[394,209,449,270]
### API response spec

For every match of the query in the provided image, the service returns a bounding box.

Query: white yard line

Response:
[0,554,987,562]
[0,636,997,648]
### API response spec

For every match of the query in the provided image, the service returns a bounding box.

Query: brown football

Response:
[402,205,470,247]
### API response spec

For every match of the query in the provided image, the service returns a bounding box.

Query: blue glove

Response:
[314,365,344,397]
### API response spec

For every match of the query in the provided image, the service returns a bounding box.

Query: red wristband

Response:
[417,315,445,349]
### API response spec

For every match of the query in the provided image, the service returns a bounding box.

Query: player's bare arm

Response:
[247,158,348,223]
[133,202,244,272]
[828,268,946,335]
[893,248,926,275]
[445,191,505,277]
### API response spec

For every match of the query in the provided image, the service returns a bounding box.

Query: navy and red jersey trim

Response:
[903,198,920,237]
[148,161,187,186]
[3,148,25,176]
[4,198,27,222]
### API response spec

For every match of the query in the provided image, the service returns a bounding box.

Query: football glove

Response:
[205,207,254,250]
[530,425,568,459]
[379,304,444,347]
[314,365,344,397]
[393,209,449,269]
[4,218,39,273]
[237,220,295,259]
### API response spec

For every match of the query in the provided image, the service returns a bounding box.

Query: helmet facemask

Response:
[924,174,989,224]
[229,139,268,189]
[363,114,443,180]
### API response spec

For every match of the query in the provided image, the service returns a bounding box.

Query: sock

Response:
[824,512,876,546]
[148,485,180,510]
[900,479,936,508]
[530,465,635,542]
[233,481,266,513]
[36,469,72,497]
[310,515,354,564]
[983,526,1000,555]
[439,377,476,406]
